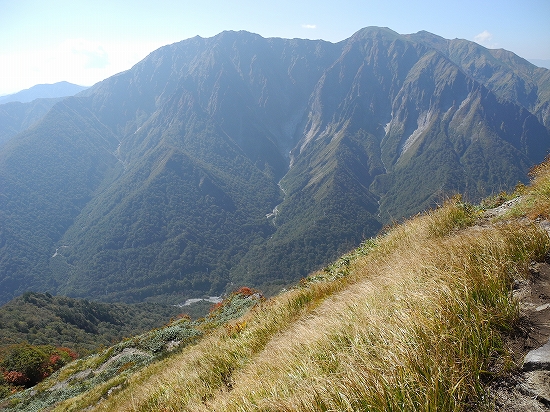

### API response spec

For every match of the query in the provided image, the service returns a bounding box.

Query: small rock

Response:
[166,340,181,351]
[536,303,550,312]
[525,371,550,404]
[538,220,550,235]
[524,338,550,371]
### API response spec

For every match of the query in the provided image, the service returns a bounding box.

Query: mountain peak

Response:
[405,30,450,50]
[0,81,87,104]
[212,29,264,42]
[0,27,549,307]
[349,26,401,42]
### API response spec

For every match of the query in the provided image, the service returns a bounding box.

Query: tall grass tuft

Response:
[520,154,550,219]
[426,195,478,237]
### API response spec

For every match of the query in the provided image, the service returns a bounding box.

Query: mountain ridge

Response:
[0,27,549,305]
[0,98,67,147]
[0,82,87,105]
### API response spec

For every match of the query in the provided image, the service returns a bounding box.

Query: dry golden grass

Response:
[47,160,550,412]
[520,155,550,219]
[201,222,546,412]
[52,280,347,412]
[58,193,550,412]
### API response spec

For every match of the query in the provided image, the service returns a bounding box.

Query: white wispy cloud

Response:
[65,38,109,69]
[473,30,497,48]
[302,24,317,29]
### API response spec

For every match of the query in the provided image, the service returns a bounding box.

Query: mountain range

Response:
[0,82,87,104]
[0,82,88,147]
[0,27,549,305]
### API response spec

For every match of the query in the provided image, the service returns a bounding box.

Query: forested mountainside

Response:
[0,98,64,146]
[0,27,549,305]
[0,291,183,354]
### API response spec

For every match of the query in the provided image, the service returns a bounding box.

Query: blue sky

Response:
[1,0,549,96]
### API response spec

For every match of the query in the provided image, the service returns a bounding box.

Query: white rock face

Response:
[524,338,550,371]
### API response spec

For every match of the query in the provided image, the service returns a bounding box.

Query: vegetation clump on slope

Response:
[3,159,550,411]
[0,344,77,399]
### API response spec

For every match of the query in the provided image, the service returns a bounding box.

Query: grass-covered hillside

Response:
[3,158,550,411]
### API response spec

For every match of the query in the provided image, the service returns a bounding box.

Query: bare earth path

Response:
[490,260,550,410]
[485,201,550,410]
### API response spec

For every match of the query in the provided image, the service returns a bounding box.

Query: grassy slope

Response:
[5,159,550,411]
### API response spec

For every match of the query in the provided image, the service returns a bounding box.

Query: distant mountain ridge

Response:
[0,82,88,145]
[0,27,549,305]
[0,81,87,104]
[0,98,65,146]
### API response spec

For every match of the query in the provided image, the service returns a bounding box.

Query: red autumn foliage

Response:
[3,370,28,385]
[236,286,256,296]
[57,347,78,360]
[0,344,79,393]
[49,354,61,366]
[209,302,224,313]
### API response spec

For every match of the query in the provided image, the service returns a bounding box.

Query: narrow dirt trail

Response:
[483,199,550,410]
[489,260,550,411]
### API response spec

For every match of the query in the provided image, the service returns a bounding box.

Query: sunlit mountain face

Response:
[0,27,549,305]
